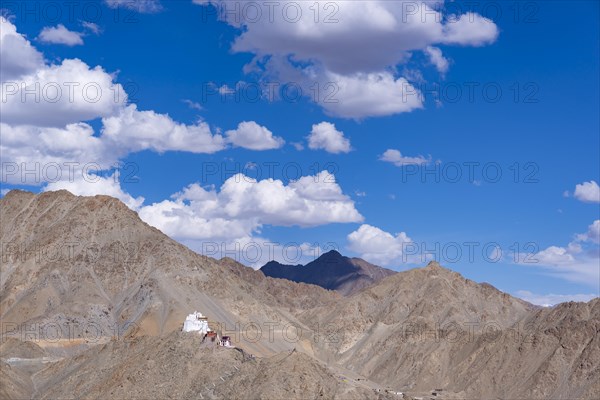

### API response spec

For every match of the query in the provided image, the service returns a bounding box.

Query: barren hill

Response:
[31,331,392,400]
[1,190,598,399]
[0,190,392,399]
[260,249,396,295]
[300,262,599,398]
[0,190,332,353]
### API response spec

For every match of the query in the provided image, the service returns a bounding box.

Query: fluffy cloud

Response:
[424,46,449,75]
[0,18,283,188]
[0,122,114,185]
[347,224,414,266]
[577,220,600,244]
[515,291,598,307]
[1,21,126,127]
[38,25,84,46]
[194,1,498,118]
[33,166,351,268]
[515,221,600,287]
[307,122,351,154]
[136,170,362,264]
[1,16,365,267]
[317,71,423,119]
[139,170,363,242]
[440,12,499,46]
[0,17,44,80]
[225,121,285,150]
[33,164,361,267]
[380,149,432,166]
[1,58,127,127]
[573,180,600,203]
[225,2,497,74]
[101,105,226,154]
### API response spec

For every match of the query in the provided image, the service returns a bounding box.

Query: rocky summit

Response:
[260,249,397,295]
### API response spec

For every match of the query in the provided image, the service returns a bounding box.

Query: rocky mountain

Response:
[0,190,388,399]
[1,190,598,399]
[260,250,396,295]
[0,190,330,354]
[300,262,599,398]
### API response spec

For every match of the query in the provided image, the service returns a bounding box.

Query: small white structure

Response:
[220,336,232,347]
[182,311,210,334]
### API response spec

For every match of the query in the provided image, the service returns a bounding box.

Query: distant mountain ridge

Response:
[260,250,396,295]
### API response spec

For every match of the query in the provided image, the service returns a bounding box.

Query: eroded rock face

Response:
[1,190,598,400]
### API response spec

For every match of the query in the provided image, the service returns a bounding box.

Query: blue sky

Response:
[1,0,598,306]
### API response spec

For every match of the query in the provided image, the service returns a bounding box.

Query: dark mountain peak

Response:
[314,250,350,266]
[322,249,343,257]
[263,260,282,268]
[260,251,396,295]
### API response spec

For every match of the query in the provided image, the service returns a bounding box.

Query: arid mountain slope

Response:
[448,298,600,399]
[301,262,599,398]
[31,331,392,400]
[1,190,598,400]
[218,256,341,310]
[0,190,331,354]
[1,190,366,399]
[261,250,396,295]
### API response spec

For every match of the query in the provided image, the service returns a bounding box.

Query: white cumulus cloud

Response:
[82,22,102,35]
[347,224,415,266]
[38,25,84,46]
[101,104,227,154]
[0,18,287,189]
[135,170,364,264]
[577,220,600,244]
[194,1,499,118]
[318,71,423,119]
[573,180,600,203]
[139,170,363,241]
[307,122,351,154]
[0,16,44,80]
[0,122,115,185]
[225,121,285,150]
[1,58,127,127]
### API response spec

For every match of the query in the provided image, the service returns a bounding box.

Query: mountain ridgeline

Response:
[260,250,397,295]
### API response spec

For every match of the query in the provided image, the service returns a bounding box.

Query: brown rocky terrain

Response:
[0,190,319,350]
[218,256,341,310]
[300,263,599,398]
[30,331,395,400]
[1,190,598,399]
